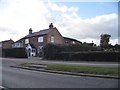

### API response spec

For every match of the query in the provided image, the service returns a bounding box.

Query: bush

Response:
[55,51,119,62]
[43,44,119,62]
[43,44,101,59]
[61,44,101,52]
[43,44,63,59]
[2,48,27,58]
[0,48,2,57]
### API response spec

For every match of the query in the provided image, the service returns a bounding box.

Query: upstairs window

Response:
[38,37,43,42]
[25,39,29,44]
[51,36,54,43]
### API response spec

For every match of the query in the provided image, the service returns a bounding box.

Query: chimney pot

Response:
[29,28,32,34]
[49,23,54,28]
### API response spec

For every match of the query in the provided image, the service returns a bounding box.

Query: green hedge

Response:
[43,44,119,62]
[48,52,119,62]
[43,44,62,59]
[2,48,28,58]
[43,43,101,59]
[0,48,2,57]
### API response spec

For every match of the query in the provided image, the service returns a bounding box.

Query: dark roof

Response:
[15,38,24,43]
[25,28,52,38]
[63,37,82,43]
[15,28,52,42]
[1,39,14,43]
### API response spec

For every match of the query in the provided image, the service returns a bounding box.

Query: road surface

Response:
[1,58,119,88]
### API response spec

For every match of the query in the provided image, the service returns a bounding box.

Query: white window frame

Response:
[25,39,29,44]
[15,43,20,47]
[51,36,54,43]
[38,37,43,42]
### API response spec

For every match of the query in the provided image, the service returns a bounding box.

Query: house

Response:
[83,42,96,47]
[12,23,82,57]
[63,37,82,45]
[0,39,14,49]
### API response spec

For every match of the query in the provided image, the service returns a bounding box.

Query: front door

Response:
[28,48,31,57]
[38,46,43,57]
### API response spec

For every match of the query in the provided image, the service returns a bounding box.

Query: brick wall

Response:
[2,40,14,49]
[47,28,64,44]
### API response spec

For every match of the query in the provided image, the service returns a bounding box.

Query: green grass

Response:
[19,63,119,76]
[45,64,119,76]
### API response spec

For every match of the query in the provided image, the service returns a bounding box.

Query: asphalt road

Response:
[1,58,119,88]
[2,57,119,67]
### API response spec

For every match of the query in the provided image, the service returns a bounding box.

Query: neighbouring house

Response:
[63,37,82,45]
[0,39,14,49]
[12,23,82,57]
[83,42,96,47]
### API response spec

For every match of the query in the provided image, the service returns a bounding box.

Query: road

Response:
[1,58,119,88]
[2,57,119,67]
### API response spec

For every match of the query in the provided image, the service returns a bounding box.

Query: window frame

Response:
[51,36,54,43]
[38,37,44,42]
[25,39,29,44]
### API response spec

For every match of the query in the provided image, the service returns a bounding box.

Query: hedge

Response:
[43,44,63,59]
[43,43,101,59]
[43,44,119,62]
[2,48,28,58]
[0,48,2,57]
[44,51,119,62]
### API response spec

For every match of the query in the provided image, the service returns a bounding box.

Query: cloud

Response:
[0,0,52,41]
[0,0,118,45]
[47,2,79,13]
[55,13,118,40]
[47,3,118,45]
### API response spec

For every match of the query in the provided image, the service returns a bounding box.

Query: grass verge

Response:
[45,64,119,76]
[18,63,119,76]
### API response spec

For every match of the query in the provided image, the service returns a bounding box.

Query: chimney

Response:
[29,28,32,34]
[49,23,54,29]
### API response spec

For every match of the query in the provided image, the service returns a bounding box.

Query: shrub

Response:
[0,48,2,57]
[55,51,119,62]
[43,44,101,59]
[43,44,119,62]
[61,44,101,52]
[43,44,63,59]
[2,48,27,58]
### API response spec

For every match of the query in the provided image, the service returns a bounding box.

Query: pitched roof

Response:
[15,28,57,43]
[25,29,51,38]
[1,39,14,43]
[63,37,82,44]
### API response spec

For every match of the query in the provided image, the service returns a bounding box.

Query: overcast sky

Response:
[0,0,119,45]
